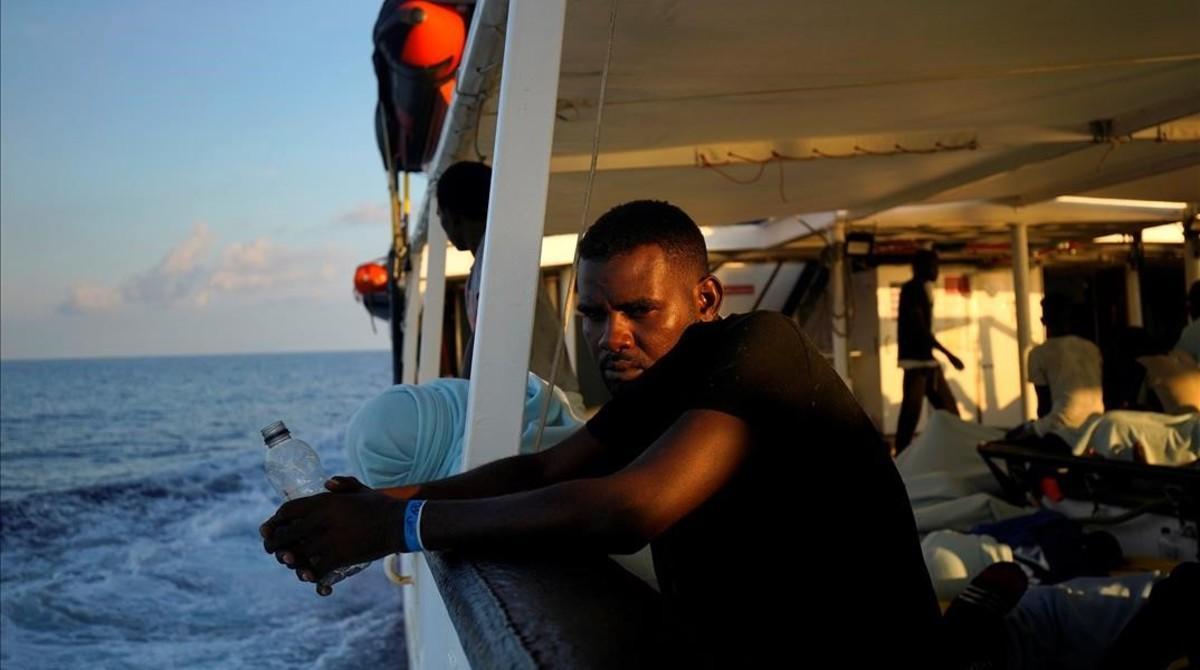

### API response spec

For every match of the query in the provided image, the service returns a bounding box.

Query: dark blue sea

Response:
[0,351,407,668]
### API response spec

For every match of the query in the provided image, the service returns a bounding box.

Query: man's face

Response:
[576,244,719,392]
[438,206,481,253]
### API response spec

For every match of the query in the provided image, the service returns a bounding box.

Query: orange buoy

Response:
[354,262,390,295]
[398,1,466,79]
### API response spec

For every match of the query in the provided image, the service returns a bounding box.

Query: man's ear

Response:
[696,274,723,320]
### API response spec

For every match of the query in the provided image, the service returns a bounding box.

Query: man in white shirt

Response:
[1020,294,1104,448]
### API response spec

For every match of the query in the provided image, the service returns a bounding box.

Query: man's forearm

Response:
[404,409,751,556]
[380,453,547,501]
[414,476,647,554]
[932,336,955,359]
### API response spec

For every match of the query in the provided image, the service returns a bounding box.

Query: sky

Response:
[1,0,426,359]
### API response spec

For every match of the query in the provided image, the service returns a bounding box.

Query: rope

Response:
[378,105,406,278]
[531,0,620,453]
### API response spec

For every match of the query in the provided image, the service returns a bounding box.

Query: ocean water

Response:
[0,351,407,669]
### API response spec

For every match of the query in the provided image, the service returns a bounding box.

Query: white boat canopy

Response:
[417,0,1199,246]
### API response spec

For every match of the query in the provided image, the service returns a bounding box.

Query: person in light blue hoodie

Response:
[345,372,581,489]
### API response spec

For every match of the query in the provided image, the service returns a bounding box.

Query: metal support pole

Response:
[388,249,405,384]
[831,219,850,384]
[1010,222,1035,421]
[1125,232,1144,328]
[402,247,424,385]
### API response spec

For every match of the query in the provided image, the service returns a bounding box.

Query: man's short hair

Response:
[436,161,492,221]
[1189,280,1200,318]
[579,200,709,279]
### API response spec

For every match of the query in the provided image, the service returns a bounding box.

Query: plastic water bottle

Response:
[261,420,369,587]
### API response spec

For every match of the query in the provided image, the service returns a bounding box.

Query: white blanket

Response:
[1072,410,1200,466]
[897,411,1023,532]
[896,410,1005,485]
[911,491,1027,534]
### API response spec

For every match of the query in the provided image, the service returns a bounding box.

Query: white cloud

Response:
[333,201,389,225]
[220,238,274,269]
[161,222,214,274]
[59,283,123,314]
[57,223,351,315]
[208,237,343,298]
[120,223,214,306]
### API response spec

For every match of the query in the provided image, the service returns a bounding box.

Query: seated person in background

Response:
[437,161,581,406]
[1127,282,1200,415]
[1174,280,1200,364]
[345,372,580,489]
[262,200,942,667]
[1007,294,1104,450]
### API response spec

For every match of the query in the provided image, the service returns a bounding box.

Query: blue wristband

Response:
[403,500,426,552]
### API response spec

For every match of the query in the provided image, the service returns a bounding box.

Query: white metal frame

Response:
[419,202,448,383]
[461,0,568,468]
[401,1,569,668]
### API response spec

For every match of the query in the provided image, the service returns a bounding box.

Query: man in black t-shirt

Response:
[895,249,964,454]
[263,201,942,666]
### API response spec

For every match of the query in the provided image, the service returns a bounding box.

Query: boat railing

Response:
[425,549,679,669]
